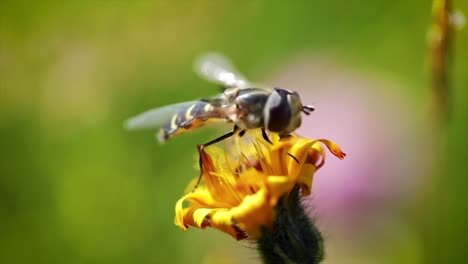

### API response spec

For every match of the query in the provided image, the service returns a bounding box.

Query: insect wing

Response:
[125,101,199,130]
[194,53,250,88]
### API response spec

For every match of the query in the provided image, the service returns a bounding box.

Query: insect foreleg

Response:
[287,153,299,163]
[200,125,240,149]
[193,125,240,191]
[261,129,273,144]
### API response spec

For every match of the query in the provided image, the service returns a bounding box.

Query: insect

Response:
[125,53,315,187]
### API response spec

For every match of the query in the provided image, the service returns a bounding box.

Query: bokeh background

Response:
[1,1,467,263]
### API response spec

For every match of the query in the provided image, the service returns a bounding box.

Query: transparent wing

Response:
[124,101,198,130]
[194,52,250,88]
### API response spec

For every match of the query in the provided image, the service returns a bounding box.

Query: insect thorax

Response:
[233,88,270,129]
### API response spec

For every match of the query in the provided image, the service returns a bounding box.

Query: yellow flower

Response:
[175,131,346,240]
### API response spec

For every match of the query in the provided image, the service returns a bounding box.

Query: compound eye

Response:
[264,89,291,132]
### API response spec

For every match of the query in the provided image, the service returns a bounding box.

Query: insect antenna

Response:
[302,105,315,115]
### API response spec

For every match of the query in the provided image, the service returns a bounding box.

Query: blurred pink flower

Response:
[265,56,432,232]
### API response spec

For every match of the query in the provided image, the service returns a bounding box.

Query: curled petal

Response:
[175,193,212,230]
[297,163,317,196]
[210,210,247,240]
[308,146,325,169]
[287,139,316,179]
[316,139,347,160]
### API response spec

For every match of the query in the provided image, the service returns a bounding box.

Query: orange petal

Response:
[317,139,347,160]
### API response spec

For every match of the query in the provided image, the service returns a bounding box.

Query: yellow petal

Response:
[297,163,317,196]
[205,171,243,206]
[192,208,216,228]
[268,141,292,175]
[175,199,189,230]
[200,151,241,205]
[228,188,275,239]
[175,193,213,230]
[266,175,295,206]
[287,139,315,179]
[210,210,245,240]
[308,145,325,169]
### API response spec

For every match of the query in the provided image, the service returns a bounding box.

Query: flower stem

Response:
[428,0,453,121]
[257,185,324,264]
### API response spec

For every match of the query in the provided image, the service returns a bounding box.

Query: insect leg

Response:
[193,126,240,191]
[287,153,299,163]
[279,134,300,163]
[261,129,273,144]
[200,125,239,148]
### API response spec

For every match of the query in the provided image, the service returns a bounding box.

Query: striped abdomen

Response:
[158,101,226,142]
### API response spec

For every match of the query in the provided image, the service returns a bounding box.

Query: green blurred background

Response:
[1,1,467,263]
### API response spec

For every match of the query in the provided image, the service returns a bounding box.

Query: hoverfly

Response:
[125,53,315,187]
